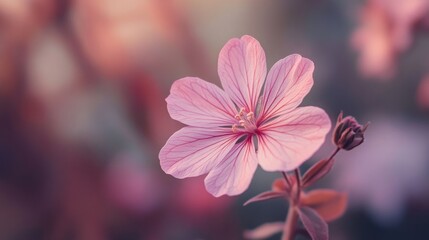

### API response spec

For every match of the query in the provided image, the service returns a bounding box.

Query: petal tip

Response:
[240,34,258,42]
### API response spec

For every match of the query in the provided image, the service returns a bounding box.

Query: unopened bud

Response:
[333,112,369,151]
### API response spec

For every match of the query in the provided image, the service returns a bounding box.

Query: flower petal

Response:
[159,127,238,179]
[257,107,331,172]
[218,35,267,111]
[166,77,237,127]
[260,54,314,121]
[204,139,258,197]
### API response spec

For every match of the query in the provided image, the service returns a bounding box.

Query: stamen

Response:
[232,107,258,133]
[246,112,254,121]
[239,108,245,116]
[232,124,238,133]
[232,124,244,133]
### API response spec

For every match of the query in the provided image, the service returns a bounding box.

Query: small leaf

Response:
[272,176,296,193]
[244,191,286,206]
[300,189,348,222]
[243,222,284,239]
[297,206,328,240]
[272,178,288,192]
[301,158,335,188]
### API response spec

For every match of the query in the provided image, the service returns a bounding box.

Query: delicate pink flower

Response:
[351,1,396,79]
[159,35,331,197]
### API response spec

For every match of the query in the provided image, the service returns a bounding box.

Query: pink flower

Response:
[351,0,429,79]
[159,35,331,197]
[351,1,396,79]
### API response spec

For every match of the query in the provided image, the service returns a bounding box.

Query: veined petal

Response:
[257,107,331,172]
[159,127,238,179]
[260,54,314,121]
[166,77,237,127]
[218,35,267,111]
[204,139,258,197]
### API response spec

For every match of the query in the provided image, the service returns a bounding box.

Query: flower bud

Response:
[333,112,368,150]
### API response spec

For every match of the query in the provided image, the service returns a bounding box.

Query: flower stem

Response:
[281,202,298,240]
[323,147,341,172]
[294,168,301,198]
[282,171,291,188]
[329,147,341,161]
[281,168,302,240]
[281,149,340,240]
[317,147,341,175]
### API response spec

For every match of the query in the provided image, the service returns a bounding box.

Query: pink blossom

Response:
[352,0,429,79]
[159,35,331,197]
[351,1,396,79]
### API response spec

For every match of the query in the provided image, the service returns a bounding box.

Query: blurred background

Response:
[1,0,429,239]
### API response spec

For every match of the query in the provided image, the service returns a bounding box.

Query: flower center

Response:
[232,107,258,133]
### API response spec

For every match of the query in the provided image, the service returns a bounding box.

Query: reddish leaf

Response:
[300,189,348,222]
[272,175,296,193]
[243,222,284,239]
[243,191,286,206]
[272,178,287,192]
[297,206,328,240]
[301,158,335,188]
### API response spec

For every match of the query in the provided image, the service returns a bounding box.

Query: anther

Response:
[239,108,246,116]
[232,107,258,133]
[232,124,238,133]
